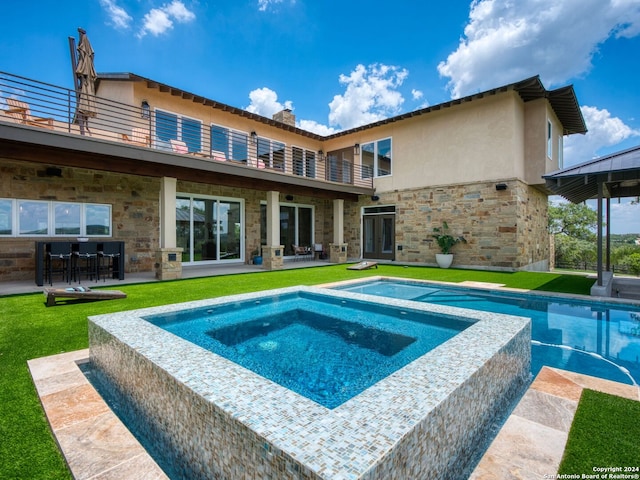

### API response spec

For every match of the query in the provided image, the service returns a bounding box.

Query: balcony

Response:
[0,72,373,195]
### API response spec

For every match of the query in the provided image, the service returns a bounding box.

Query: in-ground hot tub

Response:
[88,286,531,479]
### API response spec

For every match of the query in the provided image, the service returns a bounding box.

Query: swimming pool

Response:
[89,286,530,479]
[145,291,471,408]
[335,278,640,386]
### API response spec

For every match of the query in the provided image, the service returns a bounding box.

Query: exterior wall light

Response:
[141,100,150,119]
[250,131,257,144]
[354,143,360,155]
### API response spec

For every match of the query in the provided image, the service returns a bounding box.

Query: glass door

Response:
[362,213,395,260]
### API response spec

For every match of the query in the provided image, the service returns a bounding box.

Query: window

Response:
[210,125,248,162]
[155,109,202,153]
[0,199,111,237]
[326,147,354,184]
[0,199,13,235]
[558,134,564,168]
[292,147,316,178]
[260,202,314,256]
[176,194,243,264]
[361,137,392,178]
[54,203,81,235]
[18,200,49,235]
[257,137,285,171]
[547,120,553,159]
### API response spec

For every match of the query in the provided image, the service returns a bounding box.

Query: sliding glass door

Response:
[177,195,243,264]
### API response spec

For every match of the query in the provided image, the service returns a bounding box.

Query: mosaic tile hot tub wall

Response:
[88,286,531,480]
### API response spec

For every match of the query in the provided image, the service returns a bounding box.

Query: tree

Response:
[548,202,598,241]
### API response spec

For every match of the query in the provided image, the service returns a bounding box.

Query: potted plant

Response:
[251,247,263,265]
[432,221,466,268]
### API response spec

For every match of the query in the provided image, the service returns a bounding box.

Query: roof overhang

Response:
[98,73,587,140]
[543,145,640,203]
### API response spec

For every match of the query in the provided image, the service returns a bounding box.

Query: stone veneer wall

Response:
[0,159,161,281]
[0,157,338,282]
[344,180,550,271]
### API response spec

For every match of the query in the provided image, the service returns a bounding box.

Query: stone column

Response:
[155,248,184,280]
[156,177,183,280]
[329,198,348,263]
[263,191,284,270]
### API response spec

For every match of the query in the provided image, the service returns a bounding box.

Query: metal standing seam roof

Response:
[543,145,640,203]
[96,73,587,140]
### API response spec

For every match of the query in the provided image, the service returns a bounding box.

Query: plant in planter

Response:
[432,221,466,268]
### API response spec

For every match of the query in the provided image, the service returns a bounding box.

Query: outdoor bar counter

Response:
[35,241,125,286]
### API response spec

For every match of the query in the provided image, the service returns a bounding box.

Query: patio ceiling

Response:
[543,145,640,204]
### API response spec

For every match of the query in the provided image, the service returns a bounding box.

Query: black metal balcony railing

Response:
[0,72,373,189]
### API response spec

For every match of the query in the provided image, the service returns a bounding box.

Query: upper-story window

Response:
[362,138,392,178]
[155,109,202,153]
[558,134,564,168]
[257,137,285,171]
[211,125,249,162]
[292,147,316,178]
[547,120,553,159]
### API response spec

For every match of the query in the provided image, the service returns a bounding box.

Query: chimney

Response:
[273,109,295,127]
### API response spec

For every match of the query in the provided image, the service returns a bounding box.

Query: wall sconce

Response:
[354,143,360,155]
[250,131,257,144]
[371,195,380,201]
[285,194,294,201]
[141,100,150,119]
[317,150,324,161]
[495,183,508,191]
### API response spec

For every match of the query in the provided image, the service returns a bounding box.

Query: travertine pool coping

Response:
[29,352,639,480]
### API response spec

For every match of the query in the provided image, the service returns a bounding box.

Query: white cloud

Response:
[411,89,423,100]
[438,0,640,98]
[563,105,640,164]
[258,0,294,11]
[328,64,408,130]
[138,1,196,38]
[99,0,133,30]
[296,119,337,136]
[245,87,293,117]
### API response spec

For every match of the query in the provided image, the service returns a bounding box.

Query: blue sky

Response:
[2,0,640,232]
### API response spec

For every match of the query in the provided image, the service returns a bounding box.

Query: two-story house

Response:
[0,71,586,283]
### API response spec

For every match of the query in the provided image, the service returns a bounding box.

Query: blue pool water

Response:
[145,291,472,408]
[336,279,640,386]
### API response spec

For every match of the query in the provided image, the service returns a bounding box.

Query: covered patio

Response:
[544,144,640,297]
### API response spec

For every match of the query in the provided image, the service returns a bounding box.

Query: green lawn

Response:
[558,389,640,475]
[0,264,615,478]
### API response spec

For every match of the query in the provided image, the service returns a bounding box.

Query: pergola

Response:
[543,145,640,292]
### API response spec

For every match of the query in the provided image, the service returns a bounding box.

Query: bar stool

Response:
[46,243,72,285]
[74,242,98,283]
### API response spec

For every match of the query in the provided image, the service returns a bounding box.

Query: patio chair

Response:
[4,98,54,129]
[122,127,150,147]
[292,244,312,261]
[170,139,189,154]
[211,150,227,161]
